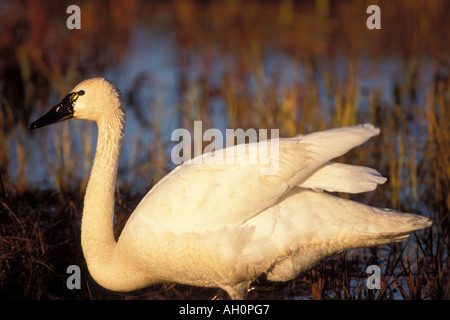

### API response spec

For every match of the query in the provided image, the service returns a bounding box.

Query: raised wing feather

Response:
[125,124,380,233]
[300,162,387,193]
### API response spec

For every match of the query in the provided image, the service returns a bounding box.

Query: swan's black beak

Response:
[29,91,81,130]
[29,102,73,130]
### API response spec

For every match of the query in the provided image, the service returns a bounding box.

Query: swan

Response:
[29,77,432,299]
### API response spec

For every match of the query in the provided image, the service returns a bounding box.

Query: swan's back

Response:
[116,123,431,299]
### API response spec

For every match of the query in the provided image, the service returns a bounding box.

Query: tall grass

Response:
[0,0,448,299]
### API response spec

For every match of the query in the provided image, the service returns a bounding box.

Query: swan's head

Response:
[29,77,123,129]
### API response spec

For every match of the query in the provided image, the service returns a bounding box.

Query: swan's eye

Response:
[71,91,85,102]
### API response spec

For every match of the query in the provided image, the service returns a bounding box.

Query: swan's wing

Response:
[299,162,387,193]
[127,124,381,233]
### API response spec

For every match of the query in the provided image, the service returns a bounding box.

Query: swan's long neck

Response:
[81,110,125,283]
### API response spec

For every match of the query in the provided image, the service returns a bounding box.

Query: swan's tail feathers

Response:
[264,207,433,283]
[300,123,380,163]
[358,208,433,246]
[299,162,387,194]
[264,189,433,253]
[248,189,432,282]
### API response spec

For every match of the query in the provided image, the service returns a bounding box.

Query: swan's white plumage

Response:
[131,124,383,233]
[299,162,387,193]
[32,78,432,299]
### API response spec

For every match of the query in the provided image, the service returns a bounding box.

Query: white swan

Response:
[29,77,432,299]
